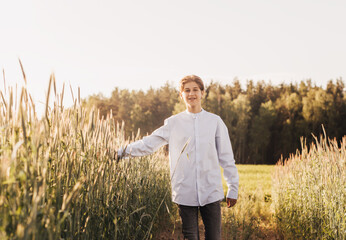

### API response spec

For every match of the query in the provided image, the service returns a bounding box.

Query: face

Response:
[180,81,204,112]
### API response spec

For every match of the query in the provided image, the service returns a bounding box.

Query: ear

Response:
[201,90,205,98]
[179,92,183,100]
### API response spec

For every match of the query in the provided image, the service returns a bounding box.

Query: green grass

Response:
[221,164,277,240]
[235,164,273,194]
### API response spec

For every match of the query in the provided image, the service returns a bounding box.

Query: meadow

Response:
[1,76,345,239]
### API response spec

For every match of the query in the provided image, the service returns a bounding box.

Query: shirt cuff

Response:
[117,148,123,157]
[226,189,238,199]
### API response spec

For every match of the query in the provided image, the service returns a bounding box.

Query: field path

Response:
[156,205,281,240]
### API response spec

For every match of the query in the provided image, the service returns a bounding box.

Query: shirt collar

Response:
[185,108,205,117]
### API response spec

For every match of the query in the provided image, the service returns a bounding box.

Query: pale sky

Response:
[1,0,345,114]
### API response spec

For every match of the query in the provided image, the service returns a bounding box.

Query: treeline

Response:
[83,79,346,164]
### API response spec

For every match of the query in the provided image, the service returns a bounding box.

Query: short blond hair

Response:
[179,75,205,92]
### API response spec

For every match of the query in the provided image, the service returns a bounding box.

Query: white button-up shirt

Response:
[124,109,239,206]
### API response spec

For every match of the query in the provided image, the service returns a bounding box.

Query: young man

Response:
[118,75,239,240]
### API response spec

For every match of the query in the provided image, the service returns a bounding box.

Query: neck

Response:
[187,106,202,113]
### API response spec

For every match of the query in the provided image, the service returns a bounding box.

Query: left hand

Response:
[226,198,237,208]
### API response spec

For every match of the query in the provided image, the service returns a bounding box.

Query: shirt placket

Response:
[194,114,200,205]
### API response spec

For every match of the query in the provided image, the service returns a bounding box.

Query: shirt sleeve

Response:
[124,118,170,157]
[215,117,239,199]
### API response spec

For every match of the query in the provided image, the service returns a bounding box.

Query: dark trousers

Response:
[178,200,221,240]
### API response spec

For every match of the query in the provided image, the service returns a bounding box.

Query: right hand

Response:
[226,198,237,208]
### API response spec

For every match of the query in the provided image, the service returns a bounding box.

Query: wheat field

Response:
[273,133,346,239]
[1,73,345,239]
[0,75,174,239]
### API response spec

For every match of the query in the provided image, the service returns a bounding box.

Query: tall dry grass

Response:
[273,130,346,239]
[0,73,173,239]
